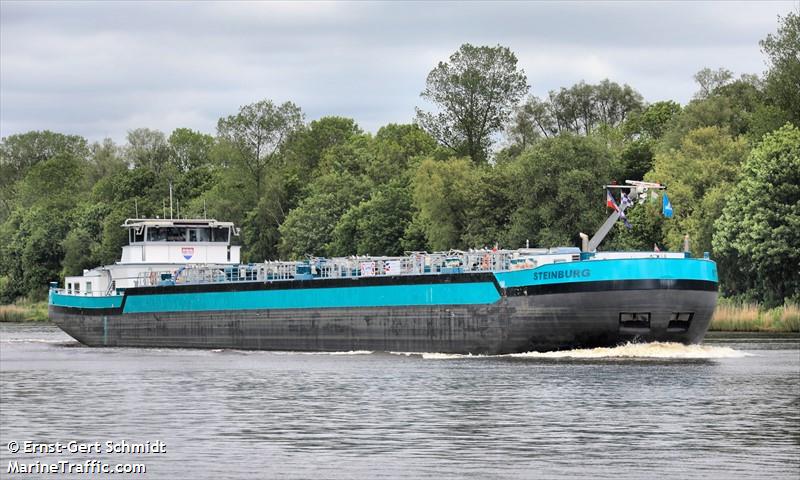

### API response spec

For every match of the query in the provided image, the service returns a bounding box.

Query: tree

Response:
[0,206,74,299]
[168,128,214,172]
[416,44,528,163]
[505,135,616,248]
[0,131,89,220]
[87,139,127,185]
[713,124,800,306]
[509,80,644,145]
[647,127,748,256]
[240,173,288,261]
[284,116,362,173]
[329,182,414,256]
[623,101,682,140]
[367,124,438,184]
[605,200,666,252]
[461,163,516,248]
[0,154,89,299]
[217,100,304,197]
[125,128,170,174]
[507,96,554,147]
[412,157,480,250]
[693,67,733,99]
[659,95,750,150]
[619,138,655,182]
[278,171,371,258]
[0,130,88,178]
[15,155,88,209]
[760,12,800,125]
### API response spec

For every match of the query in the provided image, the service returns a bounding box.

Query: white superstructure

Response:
[64,219,241,295]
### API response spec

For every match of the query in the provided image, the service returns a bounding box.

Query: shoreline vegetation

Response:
[710,300,799,333]
[2,299,798,333]
[0,301,48,323]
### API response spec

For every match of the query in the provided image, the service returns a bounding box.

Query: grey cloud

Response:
[0,1,794,143]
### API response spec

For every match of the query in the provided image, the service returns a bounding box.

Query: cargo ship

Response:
[48,183,718,354]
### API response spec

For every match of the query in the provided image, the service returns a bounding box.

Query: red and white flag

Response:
[606,190,620,211]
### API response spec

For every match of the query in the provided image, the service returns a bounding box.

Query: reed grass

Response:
[0,301,49,323]
[710,301,800,332]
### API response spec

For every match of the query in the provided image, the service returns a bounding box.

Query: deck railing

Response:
[54,249,690,292]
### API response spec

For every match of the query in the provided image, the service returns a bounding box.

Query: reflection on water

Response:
[1,324,798,479]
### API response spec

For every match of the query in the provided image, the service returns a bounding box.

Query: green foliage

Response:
[760,12,800,125]
[285,116,362,173]
[605,201,665,252]
[16,155,88,209]
[278,171,371,258]
[461,164,516,248]
[511,80,644,144]
[217,99,304,197]
[61,228,96,277]
[87,138,127,185]
[368,124,438,184]
[623,101,681,140]
[619,138,655,181]
[416,44,528,163]
[2,205,74,299]
[713,124,800,307]
[692,67,733,99]
[411,157,478,250]
[0,130,89,179]
[647,126,747,255]
[125,128,170,174]
[662,73,778,150]
[505,135,616,248]
[0,131,89,221]
[168,128,215,172]
[241,174,288,261]
[330,182,414,256]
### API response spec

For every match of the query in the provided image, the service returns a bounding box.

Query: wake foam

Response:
[392,342,749,360]
[268,350,374,356]
[0,338,71,344]
[509,342,749,359]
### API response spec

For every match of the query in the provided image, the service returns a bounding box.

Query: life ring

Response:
[149,271,157,285]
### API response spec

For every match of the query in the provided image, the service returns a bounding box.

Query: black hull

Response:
[50,288,717,354]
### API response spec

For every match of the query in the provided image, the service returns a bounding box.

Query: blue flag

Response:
[662,192,673,218]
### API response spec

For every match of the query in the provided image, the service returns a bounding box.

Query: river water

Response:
[1,323,798,479]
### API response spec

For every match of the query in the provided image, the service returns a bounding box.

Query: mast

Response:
[584,181,666,252]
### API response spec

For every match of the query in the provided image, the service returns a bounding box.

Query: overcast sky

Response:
[1,1,796,143]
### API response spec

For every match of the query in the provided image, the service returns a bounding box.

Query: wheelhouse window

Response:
[211,227,229,243]
[147,227,167,242]
[146,227,187,242]
[166,227,186,241]
[189,228,211,242]
[142,225,230,242]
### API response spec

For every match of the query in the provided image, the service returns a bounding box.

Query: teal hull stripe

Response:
[49,291,124,309]
[122,282,501,313]
[49,258,718,313]
[495,258,718,288]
